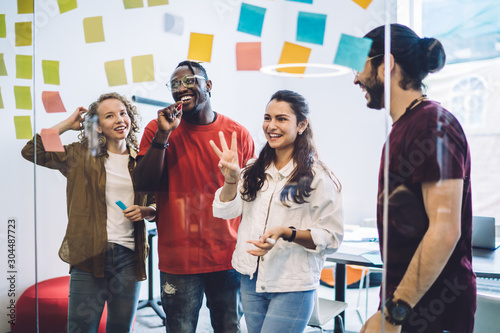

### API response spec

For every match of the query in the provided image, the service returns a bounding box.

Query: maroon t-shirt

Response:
[377,100,476,333]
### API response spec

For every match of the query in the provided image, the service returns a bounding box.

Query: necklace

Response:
[405,95,428,113]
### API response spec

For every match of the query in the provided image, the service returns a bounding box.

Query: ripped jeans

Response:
[159,269,242,333]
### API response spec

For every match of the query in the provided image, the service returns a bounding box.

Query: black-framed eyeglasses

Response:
[352,54,384,76]
[166,75,206,92]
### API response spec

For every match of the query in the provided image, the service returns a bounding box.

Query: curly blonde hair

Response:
[78,92,141,155]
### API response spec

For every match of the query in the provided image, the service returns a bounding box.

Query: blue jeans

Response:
[241,274,315,333]
[160,269,242,333]
[67,243,141,333]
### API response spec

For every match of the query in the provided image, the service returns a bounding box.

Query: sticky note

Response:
[104,59,128,86]
[187,33,214,62]
[123,0,144,9]
[148,0,168,6]
[42,60,60,85]
[15,22,32,47]
[333,34,373,72]
[286,0,313,3]
[0,54,7,76]
[236,42,261,71]
[42,91,67,113]
[14,116,32,139]
[237,3,266,37]
[18,0,34,14]
[0,87,4,109]
[16,54,32,79]
[132,55,154,83]
[297,12,326,45]
[0,14,6,38]
[14,86,32,110]
[352,0,373,9]
[83,16,105,43]
[164,13,183,35]
[40,128,65,152]
[58,0,78,14]
[277,42,311,74]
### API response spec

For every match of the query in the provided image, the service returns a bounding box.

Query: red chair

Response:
[11,276,107,333]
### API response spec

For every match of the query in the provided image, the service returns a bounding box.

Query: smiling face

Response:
[354,58,385,110]
[96,98,130,142]
[263,100,307,155]
[170,65,212,115]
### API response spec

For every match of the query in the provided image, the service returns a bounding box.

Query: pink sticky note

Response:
[40,128,65,152]
[236,42,262,71]
[42,91,67,113]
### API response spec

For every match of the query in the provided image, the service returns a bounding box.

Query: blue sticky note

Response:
[333,34,373,73]
[287,0,313,4]
[115,200,127,210]
[237,3,266,37]
[297,12,327,45]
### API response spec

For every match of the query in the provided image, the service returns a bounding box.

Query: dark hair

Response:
[176,60,209,80]
[365,24,446,90]
[79,92,140,155]
[241,90,339,205]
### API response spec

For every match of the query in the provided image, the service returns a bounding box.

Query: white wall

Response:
[0,0,395,331]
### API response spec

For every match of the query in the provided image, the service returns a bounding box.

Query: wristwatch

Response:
[384,295,413,325]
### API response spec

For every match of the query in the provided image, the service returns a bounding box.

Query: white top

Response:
[105,151,135,251]
[213,159,344,293]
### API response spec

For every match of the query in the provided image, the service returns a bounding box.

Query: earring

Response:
[298,131,303,135]
[98,134,106,147]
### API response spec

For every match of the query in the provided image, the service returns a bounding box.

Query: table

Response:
[326,239,500,332]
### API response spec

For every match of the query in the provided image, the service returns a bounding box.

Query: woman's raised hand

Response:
[209,131,240,184]
[67,107,87,131]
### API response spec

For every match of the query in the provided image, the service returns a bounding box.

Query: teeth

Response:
[181,96,191,102]
[269,134,281,138]
[115,126,126,130]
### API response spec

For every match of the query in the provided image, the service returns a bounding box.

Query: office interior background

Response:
[1,0,499,332]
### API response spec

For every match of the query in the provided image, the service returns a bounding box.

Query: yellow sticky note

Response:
[0,14,6,38]
[0,54,7,76]
[14,86,32,110]
[132,55,154,83]
[105,60,128,86]
[123,0,144,9]
[18,0,34,14]
[42,60,60,85]
[187,33,214,63]
[148,0,168,6]
[278,42,311,74]
[14,116,32,139]
[352,0,373,9]
[16,54,32,79]
[0,87,4,109]
[57,0,78,14]
[83,16,105,43]
[15,22,32,47]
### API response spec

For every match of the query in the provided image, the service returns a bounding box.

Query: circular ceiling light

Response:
[260,63,351,78]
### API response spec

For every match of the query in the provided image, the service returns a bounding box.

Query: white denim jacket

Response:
[212,159,343,293]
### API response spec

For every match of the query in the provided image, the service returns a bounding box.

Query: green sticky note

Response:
[297,12,327,45]
[0,14,6,38]
[57,0,78,14]
[83,16,105,43]
[237,3,266,37]
[123,0,144,9]
[42,60,60,85]
[18,0,34,14]
[14,116,32,139]
[132,55,154,83]
[15,22,32,47]
[0,54,7,76]
[104,60,128,86]
[16,55,32,79]
[14,86,32,110]
[0,87,4,109]
[148,0,168,6]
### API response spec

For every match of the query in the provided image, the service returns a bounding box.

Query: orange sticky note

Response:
[277,42,311,74]
[187,32,214,63]
[15,22,32,47]
[14,116,32,139]
[42,91,67,113]
[40,128,65,152]
[236,42,262,71]
[352,0,373,9]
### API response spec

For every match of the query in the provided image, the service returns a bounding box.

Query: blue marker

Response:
[115,200,127,210]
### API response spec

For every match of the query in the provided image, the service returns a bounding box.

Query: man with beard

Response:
[134,61,255,332]
[354,24,476,333]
